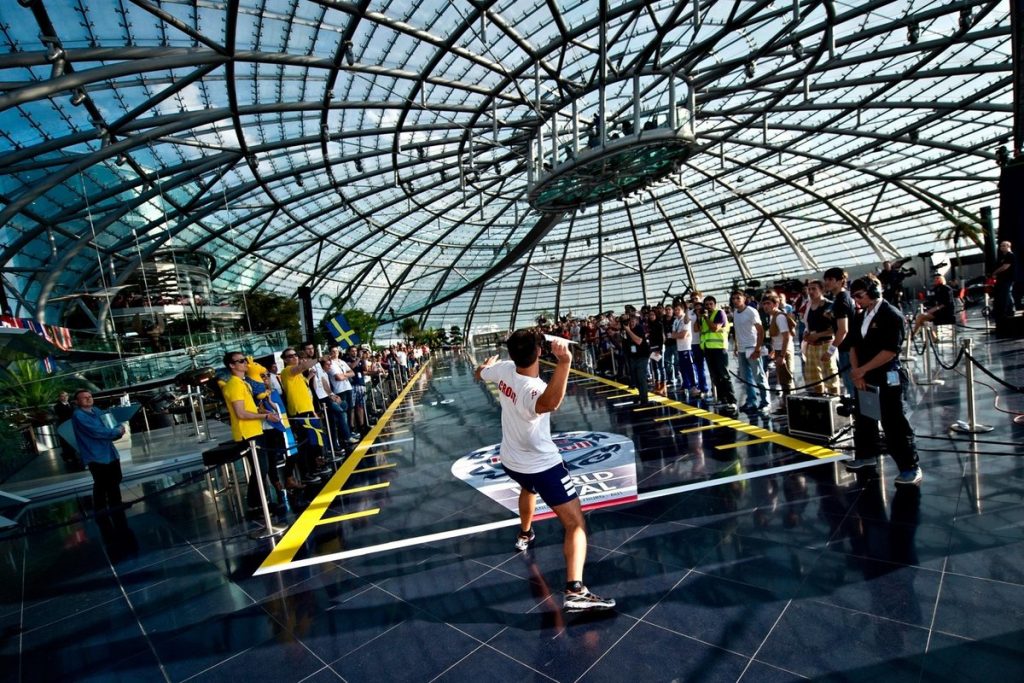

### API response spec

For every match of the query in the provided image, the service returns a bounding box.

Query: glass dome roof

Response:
[0,0,1014,335]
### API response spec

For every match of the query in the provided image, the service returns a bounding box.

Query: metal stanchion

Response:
[197,387,211,442]
[247,440,286,539]
[323,408,339,468]
[901,322,916,363]
[186,385,202,439]
[141,404,151,433]
[916,333,944,386]
[950,339,993,433]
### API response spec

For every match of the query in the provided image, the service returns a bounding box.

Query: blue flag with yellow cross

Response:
[325,313,361,349]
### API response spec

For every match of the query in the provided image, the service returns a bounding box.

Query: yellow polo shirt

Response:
[222,375,263,441]
[282,364,315,415]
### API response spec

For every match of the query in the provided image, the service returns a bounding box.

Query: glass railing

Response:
[47,330,290,393]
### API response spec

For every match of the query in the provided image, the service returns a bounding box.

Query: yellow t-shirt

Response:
[282,364,314,415]
[222,375,263,442]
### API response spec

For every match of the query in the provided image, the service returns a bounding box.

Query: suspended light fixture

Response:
[907,22,920,45]
[70,88,86,106]
[343,40,355,67]
[959,8,973,31]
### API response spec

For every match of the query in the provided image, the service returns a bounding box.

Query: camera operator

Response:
[842,275,922,486]
[622,309,652,404]
[879,258,913,310]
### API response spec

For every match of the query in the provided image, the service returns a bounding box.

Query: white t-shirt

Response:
[672,315,692,352]
[480,360,561,474]
[310,363,331,400]
[732,306,761,349]
[329,359,353,393]
[771,312,791,351]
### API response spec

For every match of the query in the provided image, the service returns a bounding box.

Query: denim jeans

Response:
[735,347,767,406]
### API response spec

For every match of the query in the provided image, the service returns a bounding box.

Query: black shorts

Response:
[502,461,578,508]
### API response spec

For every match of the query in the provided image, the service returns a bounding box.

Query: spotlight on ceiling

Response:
[354,158,363,173]
[959,8,972,31]
[70,88,86,106]
[907,22,920,45]
[744,60,756,79]
[343,40,355,67]
[295,172,304,187]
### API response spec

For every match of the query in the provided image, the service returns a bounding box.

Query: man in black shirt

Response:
[843,275,921,486]
[823,267,855,397]
[623,311,652,404]
[912,275,956,336]
[990,241,1016,320]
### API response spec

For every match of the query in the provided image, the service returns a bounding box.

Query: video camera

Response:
[835,395,857,418]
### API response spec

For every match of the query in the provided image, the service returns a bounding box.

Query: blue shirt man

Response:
[71,389,125,510]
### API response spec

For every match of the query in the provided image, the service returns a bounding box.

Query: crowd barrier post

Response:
[323,410,338,470]
[950,339,993,434]
[901,316,915,363]
[247,439,286,539]
[197,387,210,442]
[186,385,202,439]
[916,333,944,386]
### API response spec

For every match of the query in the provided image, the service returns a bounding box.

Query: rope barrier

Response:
[965,350,1024,394]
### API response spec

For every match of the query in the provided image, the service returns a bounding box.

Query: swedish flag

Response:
[292,416,325,448]
[325,313,361,349]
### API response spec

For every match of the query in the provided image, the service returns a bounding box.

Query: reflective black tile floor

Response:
[2,325,1023,682]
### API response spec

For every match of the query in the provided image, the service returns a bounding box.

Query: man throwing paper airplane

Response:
[475,328,615,613]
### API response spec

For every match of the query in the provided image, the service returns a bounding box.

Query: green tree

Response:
[448,325,464,347]
[399,318,420,340]
[0,360,62,423]
[231,289,302,344]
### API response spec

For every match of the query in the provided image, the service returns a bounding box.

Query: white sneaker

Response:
[564,587,616,613]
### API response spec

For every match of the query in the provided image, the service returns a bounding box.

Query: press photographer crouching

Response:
[842,274,922,486]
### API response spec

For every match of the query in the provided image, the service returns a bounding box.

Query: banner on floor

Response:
[451,431,637,517]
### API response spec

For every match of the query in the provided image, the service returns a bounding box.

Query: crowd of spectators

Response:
[533,260,963,418]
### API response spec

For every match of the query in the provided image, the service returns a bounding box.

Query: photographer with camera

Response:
[623,309,652,404]
[842,275,922,486]
[879,258,914,310]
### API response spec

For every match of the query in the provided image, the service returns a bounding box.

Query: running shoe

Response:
[564,587,616,613]
[894,467,923,486]
[514,529,535,551]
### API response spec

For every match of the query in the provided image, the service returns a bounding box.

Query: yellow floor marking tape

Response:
[338,482,391,495]
[352,463,398,474]
[679,424,725,434]
[318,509,380,525]
[563,366,840,461]
[653,414,692,422]
[608,392,639,400]
[714,437,775,450]
[257,362,431,573]
[363,448,401,456]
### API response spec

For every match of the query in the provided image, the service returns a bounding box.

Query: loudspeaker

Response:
[786,394,852,441]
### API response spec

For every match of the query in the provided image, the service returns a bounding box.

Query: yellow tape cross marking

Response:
[714,437,775,451]
[364,448,401,456]
[653,414,694,422]
[352,463,397,474]
[561,365,840,461]
[318,509,380,525]
[257,361,431,573]
[679,424,725,434]
[607,392,639,399]
[338,482,391,495]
